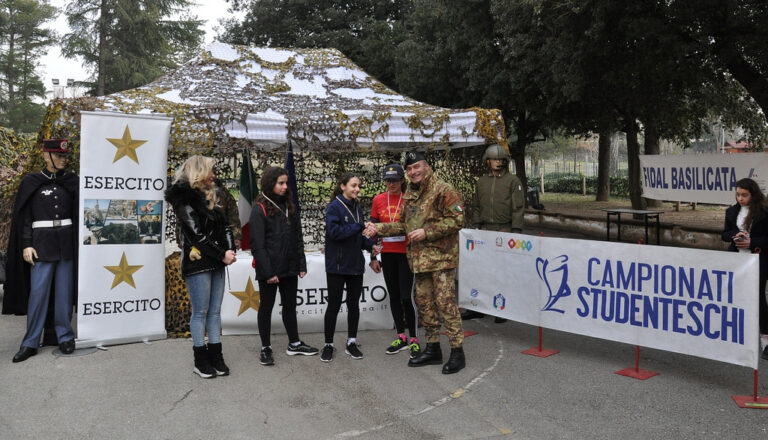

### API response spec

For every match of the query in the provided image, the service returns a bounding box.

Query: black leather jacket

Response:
[165,182,235,277]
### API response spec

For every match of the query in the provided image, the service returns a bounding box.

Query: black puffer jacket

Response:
[165,182,235,277]
[249,197,307,280]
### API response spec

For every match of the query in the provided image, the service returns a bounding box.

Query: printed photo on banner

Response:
[82,198,163,245]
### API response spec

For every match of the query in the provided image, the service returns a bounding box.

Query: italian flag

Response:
[238,152,258,251]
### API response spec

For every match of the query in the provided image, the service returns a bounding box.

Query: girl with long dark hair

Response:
[722,177,768,360]
[250,166,318,366]
[321,172,377,362]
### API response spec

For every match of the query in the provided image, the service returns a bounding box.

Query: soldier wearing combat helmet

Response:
[472,143,525,233]
[462,143,525,322]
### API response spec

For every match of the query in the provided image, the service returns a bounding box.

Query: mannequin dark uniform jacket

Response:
[2,171,79,315]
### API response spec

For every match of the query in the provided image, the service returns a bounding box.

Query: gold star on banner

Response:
[104,252,143,289]
[230,277,260,316]
[106,125,147,164]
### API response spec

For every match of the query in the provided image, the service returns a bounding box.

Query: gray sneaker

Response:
[345,342,363,360]
[286,340,319,356]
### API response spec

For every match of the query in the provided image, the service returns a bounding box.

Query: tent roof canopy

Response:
[46,43,507,154]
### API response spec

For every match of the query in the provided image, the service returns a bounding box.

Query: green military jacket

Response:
[377,168,464,273]
[471,171,525,231]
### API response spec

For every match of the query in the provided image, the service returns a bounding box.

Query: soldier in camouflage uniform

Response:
[366,151,466,374]
[462,143,525,322]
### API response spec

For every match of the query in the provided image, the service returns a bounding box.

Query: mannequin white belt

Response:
[32,219,72,228]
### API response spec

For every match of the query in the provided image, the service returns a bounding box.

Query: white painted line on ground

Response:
[334,338,505,439]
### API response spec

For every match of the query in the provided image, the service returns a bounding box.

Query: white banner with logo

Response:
[639,153,768,204]
[458,229,760,369]
[222,251,394,336]
[77,111,171,347]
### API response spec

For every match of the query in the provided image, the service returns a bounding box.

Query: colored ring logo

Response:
[508,238,533,251]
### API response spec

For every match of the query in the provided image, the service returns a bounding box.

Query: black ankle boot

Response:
[193,345,217,379]
[207,342,230,376]
[408,342,442,367]
[442,347,466,374]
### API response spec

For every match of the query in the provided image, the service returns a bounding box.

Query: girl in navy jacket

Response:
[321,172,377,362]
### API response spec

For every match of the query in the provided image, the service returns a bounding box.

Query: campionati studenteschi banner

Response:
[458,229,761,369]
[639,153,768,204]
[77,111,171,348]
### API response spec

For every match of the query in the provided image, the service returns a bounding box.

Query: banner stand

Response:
[732,370,768,409]
[522,327,558,358]
[615,345,659,380]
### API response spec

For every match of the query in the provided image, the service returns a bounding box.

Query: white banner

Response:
[77,111,171,347]
[639,153,768,204]
[222,251,394,336]
[458,229,761,369]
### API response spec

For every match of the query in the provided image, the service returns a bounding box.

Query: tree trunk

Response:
[625,118,645,211]
[7,15,16,125]
[97,0,108,96]
[643,123,663,208]
[511,140,527,193]
[596,130,612,201]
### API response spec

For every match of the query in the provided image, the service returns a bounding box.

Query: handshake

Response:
[362,221,427,243]
[363,221,377,238]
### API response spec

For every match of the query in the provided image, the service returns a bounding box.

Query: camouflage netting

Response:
[1,43,506,250]
[0,128,37,250]
[165,146,488,248]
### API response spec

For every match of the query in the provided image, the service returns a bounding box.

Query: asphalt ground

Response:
[1,226,767,439]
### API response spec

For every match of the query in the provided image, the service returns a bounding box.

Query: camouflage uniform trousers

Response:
[413,268,464,348]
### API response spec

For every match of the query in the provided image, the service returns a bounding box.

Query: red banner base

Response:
[614,368,659,380]
[521,347,559,357]
[731,395,768,409]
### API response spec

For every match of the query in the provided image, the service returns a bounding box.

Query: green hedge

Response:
[537,173,630,197]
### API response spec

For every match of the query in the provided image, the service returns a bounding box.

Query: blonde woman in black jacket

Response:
[166,156,237,378]
[250,166,318,366]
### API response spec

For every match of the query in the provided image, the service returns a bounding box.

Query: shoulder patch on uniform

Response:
[455,204,463,212]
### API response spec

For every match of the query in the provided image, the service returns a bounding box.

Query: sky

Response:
[41,0,240,101]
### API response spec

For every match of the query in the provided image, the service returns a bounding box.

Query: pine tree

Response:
[0,0,57,132]
[61,0,204,96]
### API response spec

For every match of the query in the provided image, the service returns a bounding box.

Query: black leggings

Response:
[381,253,416,337]
[257,276,299,347]
[324,273,363,344]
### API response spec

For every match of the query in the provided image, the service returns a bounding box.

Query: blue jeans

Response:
[184,268,225,347]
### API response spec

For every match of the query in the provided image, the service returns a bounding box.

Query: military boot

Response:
[408,342,442,367]
[442,347,466,374]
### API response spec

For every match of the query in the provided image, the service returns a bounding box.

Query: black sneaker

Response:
[286,340,319,356]
[385,338,408,354]
[408,342,421,359]
[345,342,363,359]
[320,345,334,362]
[260,347,274,366]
